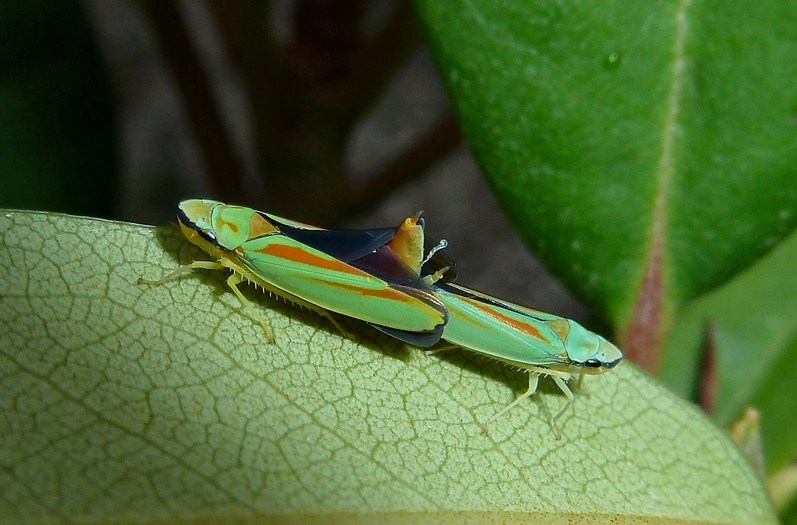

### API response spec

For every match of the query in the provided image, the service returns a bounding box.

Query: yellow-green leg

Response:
[482,370,574,439]
[482,373,540,436]
[138,260,276,343]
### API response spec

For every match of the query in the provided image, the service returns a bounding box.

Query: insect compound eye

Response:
[198,227,216,241]
[584,358,602,369]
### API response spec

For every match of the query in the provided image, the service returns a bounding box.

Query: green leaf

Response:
[0,210,775,523]
[660,228,797,473]
[414,1,797,359]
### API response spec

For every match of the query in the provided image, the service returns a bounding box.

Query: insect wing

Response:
[237,234,447,338]
[346,241,446,346]
[434,282,569,367]
[263,211,448,346]
[372,212,568,360]
[263,212,398,263]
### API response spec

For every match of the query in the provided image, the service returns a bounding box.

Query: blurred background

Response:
[0,0,588,322]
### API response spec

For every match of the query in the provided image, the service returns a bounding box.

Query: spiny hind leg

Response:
[482,373,540,436]
[266,291,357,341]
[223,272,355,345]
[224,272,275,343]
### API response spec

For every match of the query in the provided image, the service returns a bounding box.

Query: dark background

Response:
[0,0,586,320]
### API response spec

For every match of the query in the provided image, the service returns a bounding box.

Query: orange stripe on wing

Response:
[257,243,371,277]
[460,296,546,341]
[320,280,416,302]
[257,241,442,317]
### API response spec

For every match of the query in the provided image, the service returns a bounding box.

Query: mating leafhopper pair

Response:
[140,199,622,433]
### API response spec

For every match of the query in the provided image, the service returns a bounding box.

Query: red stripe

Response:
[461,297,545,341]
[258,243,369,277]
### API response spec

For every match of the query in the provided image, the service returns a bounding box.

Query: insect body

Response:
[139,199,447,345]
[387,214,623,433]
[431,280,622,433]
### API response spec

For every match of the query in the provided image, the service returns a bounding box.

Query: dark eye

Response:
[584,359,602,368]
[198,228,217,243]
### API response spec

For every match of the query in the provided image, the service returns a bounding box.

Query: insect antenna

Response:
[421,239,449,267]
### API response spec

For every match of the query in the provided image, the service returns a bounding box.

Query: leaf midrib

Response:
[625,0,692,370]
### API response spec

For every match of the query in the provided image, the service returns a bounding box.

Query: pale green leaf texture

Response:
[661,227,797,473]
[413,1,797,327]
[0,210,775,524]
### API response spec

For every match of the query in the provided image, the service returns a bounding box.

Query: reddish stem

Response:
[622,239,664,373]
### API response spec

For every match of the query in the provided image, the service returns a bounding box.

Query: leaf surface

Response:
[661,228,797,473]
[0,210,775,524]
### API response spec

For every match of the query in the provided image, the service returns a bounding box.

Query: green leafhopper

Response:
[139,199,447,345]
[387,214,623,434]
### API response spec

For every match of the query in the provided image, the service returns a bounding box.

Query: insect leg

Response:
[550,375,575,439]
[313,308,357,341]
[139,259,278,343]
[482,372,540,435]
[224,272,276,344]
[424,344,459,355]
[137,260,226,285]
[246,283,358,342]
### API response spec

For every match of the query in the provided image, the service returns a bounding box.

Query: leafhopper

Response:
[387,214,623,433]
[139,199,447,345]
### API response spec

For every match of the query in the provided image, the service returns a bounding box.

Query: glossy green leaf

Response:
[0,210,775,524]
[414,1,797,359]
[660,228,797,474]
